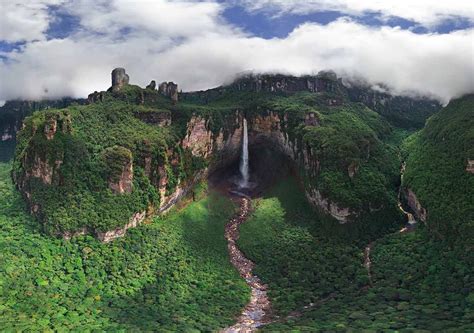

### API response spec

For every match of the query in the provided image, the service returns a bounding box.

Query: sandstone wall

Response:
[405,188,428,222]
[246,111,354,223]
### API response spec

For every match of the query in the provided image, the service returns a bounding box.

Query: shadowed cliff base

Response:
[208,139,294,198]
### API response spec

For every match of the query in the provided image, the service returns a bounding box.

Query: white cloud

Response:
[239,0,474,28]
[0,0,66,42]
[0,1,473,104]
[64,0,236,38]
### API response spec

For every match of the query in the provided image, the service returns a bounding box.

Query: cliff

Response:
[403,94,474,244]
[181,72,440,129]
[13,68,407,241]
[0,98,86,161]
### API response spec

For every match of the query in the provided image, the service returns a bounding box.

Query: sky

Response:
[0,0,473,104]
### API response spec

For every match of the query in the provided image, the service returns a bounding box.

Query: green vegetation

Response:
[0,162,248,331]
[237,177,473,331]
[2,86,472,332]
[13,99,177,234]
[191,90,402,217]
[0,98,85,161]
[13,82,404,236]
[403,94,474,244]
[238,179,367,314]
[346,86,441,129]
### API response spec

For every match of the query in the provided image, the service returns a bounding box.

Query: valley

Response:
[0,70,472,332]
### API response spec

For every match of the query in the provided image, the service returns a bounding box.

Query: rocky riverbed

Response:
[222,197,271,333]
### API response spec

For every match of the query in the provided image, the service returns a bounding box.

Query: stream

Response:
[363,160,417,285]
[222,196,271,333]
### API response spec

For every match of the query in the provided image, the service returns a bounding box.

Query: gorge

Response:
[0,68,472,332]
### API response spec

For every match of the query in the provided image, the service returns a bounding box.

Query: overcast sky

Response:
[0,0,473,103]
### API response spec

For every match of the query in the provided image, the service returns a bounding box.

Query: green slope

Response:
[403,94,474,244]
[0,162,248,331]
[237,177,474,331]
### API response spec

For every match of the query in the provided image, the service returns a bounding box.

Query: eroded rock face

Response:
[146,80,156,90]
[31,155,54,185]
[62,228,88,240]
[109,159,133,194]
[158,81,178,103]
[182,113,242,164]
[111,68,130,91]
[348,161,359,178]
[44,116,57,140]
[406,188,427,222]
[134,111,171,126]
[231,71,340,94]
[247,111,352,222]
[88,91,105,103]
[97,211,146,242]
[466,159,474,174]
[305,112,320,126]
[306,188,352,223]
[182,116,214,158]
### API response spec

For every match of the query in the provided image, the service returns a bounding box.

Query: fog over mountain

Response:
[0,0,473,103]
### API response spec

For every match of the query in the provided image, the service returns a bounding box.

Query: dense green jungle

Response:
[0,71,472,332]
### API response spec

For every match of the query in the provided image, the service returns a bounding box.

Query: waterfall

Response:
[239,118,249,188]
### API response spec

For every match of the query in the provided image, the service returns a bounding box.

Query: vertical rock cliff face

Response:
[13,69,408,240]
[108,158,133,195]
[405,188,428,222]
[163,109,356,224]
[110,68,130,91]
[14,113,73,211]
[158,113,242,213]
[229,71,342,95]
[158,82,179,103]
[466,159,474,174]
[0,99,84,161]
[245,111,354,223]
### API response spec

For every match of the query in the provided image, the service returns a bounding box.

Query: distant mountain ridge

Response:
[182,71,441,129]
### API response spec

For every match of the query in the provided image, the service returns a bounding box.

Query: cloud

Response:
[238,0,474,28]
[64,0,235,38]
[0,1,473,104]
[0,0,66,42]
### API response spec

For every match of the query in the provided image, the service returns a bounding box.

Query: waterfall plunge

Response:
[239,118,249,188]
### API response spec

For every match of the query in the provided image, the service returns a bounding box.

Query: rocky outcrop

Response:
[111,68,129,91]
[43,113,72,140]
[405,188,427,222]
[62,228,88,240]
[146,80,156,90]
[88,91,105,103]
[305,112,320,126]
[182,113,242,166]
[158,170,207,214]
[182,116,214,158]
[44,116,57,140]
[30,155,56,185]
[134,110,171,126]
[466,159,474,174]
[348,161,359,178]
[109,160,133,195]
[96,211,147,242]
[306,188,352,223]
[247,111,352,222]
[158,81,178,103]
[231,71,341,94]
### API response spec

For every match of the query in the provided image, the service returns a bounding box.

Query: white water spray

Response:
[239,118,249,188]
